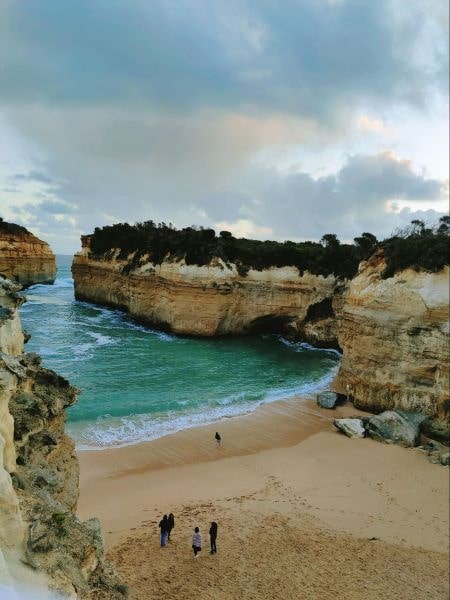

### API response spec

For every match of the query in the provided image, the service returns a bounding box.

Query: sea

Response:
[19,255,340,450]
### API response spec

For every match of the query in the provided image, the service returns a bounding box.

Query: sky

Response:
[0,0,448,254]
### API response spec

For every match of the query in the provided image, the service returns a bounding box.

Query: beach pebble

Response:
[333,418,365,439]
[317,391,338,409]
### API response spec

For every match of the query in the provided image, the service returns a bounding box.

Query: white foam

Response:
[71,364,339,450]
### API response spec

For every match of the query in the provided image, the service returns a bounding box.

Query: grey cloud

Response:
[37,200,77,214]
[12,170,53,184]
[227,152,448,241]
[0,0,447,120]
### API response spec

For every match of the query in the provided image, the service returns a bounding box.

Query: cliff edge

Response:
[0,220,56,287]
[0,277,127,598]
[338,252,449,422]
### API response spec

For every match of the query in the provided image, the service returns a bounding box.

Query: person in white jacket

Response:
[192,527,202,558]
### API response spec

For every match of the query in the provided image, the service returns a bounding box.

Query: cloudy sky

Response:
[0,0,448,253]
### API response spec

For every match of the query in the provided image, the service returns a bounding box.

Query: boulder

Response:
[367,411,420,447]
[333,418,365,439]
[317,391,339,409]
[439,452,450,466]
[420,418,450,445]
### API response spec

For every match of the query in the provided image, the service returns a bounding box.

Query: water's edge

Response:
[21,255,341,450]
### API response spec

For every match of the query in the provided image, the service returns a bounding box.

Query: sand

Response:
[78,398,449,599]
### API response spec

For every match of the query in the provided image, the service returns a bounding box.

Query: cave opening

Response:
[247,314,296,335]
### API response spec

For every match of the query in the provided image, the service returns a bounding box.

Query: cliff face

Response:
[338,253,449,422]
[72,248,339,337]
[72,240,449,424]
[0,277,126,598]
[0,226,57,287]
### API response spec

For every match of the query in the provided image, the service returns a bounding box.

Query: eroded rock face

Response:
[338,253,449,424]
[0,224,56,287]
[0,277,127,598]
[72,248,339,337]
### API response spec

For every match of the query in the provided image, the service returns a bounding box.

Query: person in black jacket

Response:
[215,432,221,447]
[167,513,175,541]
[159,515,168,547]
[209,521,218,554]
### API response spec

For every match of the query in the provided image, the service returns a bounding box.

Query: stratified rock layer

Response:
[72,248,339,337]
[0,276,126,598]
[73,240,449,425]
[0,224,56,287]
[338,253,449,423]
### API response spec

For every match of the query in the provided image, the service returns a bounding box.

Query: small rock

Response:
[439,452,450,466]
[317,391,338,409]
[333,418,365,438]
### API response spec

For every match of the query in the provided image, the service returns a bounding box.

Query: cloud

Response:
[0,0,447,120]
[11,170,53,184]
[0,1,447,253]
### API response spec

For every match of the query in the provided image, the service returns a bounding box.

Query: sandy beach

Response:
[78,398,449,599]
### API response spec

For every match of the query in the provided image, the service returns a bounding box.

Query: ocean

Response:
[20,255,340,449]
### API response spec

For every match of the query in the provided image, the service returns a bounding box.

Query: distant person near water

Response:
[209,521,218,554]
[215,431,221,447]
[192,527,202,558]
[159,514,168,547]
[167,513,175,541]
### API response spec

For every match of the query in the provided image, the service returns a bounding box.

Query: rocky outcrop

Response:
[333,418,366,439]
[317,391,340,409]
[72,246,339,337]
[0,276,126,598]
[366,411,423,447]
[337,253,449,425]
[0,221,56,287]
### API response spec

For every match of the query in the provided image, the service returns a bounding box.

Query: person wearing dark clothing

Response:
[209,521,218,554]
[159,514,168,547]
[167,513,175,541]
[215,432,221,447]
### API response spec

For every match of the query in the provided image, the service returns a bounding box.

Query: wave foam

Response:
[71,363,339,450]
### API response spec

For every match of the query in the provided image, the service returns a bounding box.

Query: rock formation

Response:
[72,241,339,337]
[0,276,126,598]
[0,220,56,287]
[72,237,449,427]
[338,252,449,424]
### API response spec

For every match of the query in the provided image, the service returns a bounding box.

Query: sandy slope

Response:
[78,399,449,599]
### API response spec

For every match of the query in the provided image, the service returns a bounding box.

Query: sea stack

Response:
[0,219,57,287]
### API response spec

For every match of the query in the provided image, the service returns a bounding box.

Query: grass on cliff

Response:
[87,217,449,280]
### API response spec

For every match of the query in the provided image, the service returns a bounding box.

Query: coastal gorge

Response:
[0,220,56,288]
[72,219,450,428]
[0,280,126,597]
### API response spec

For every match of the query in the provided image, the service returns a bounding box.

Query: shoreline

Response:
[77,393,449,599]
[71,360,342,452]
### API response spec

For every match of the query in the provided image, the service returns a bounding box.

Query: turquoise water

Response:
[20,255,340,449]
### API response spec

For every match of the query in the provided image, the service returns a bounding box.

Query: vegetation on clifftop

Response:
[381,217,450,278]
[0,217,30,236]
[87,216,449,279]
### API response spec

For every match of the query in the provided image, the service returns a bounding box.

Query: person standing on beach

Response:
[159,515,168,547]
[167,513,175,541]
[209,521,218,554]
[192,527,202,558]
[215,431,221,447]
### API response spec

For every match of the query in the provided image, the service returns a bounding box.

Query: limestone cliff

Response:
[337,252,449,423]
[72,237,449,425]
[0,221,56,287]
[0,277,126,598]
[72,246,339,337]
